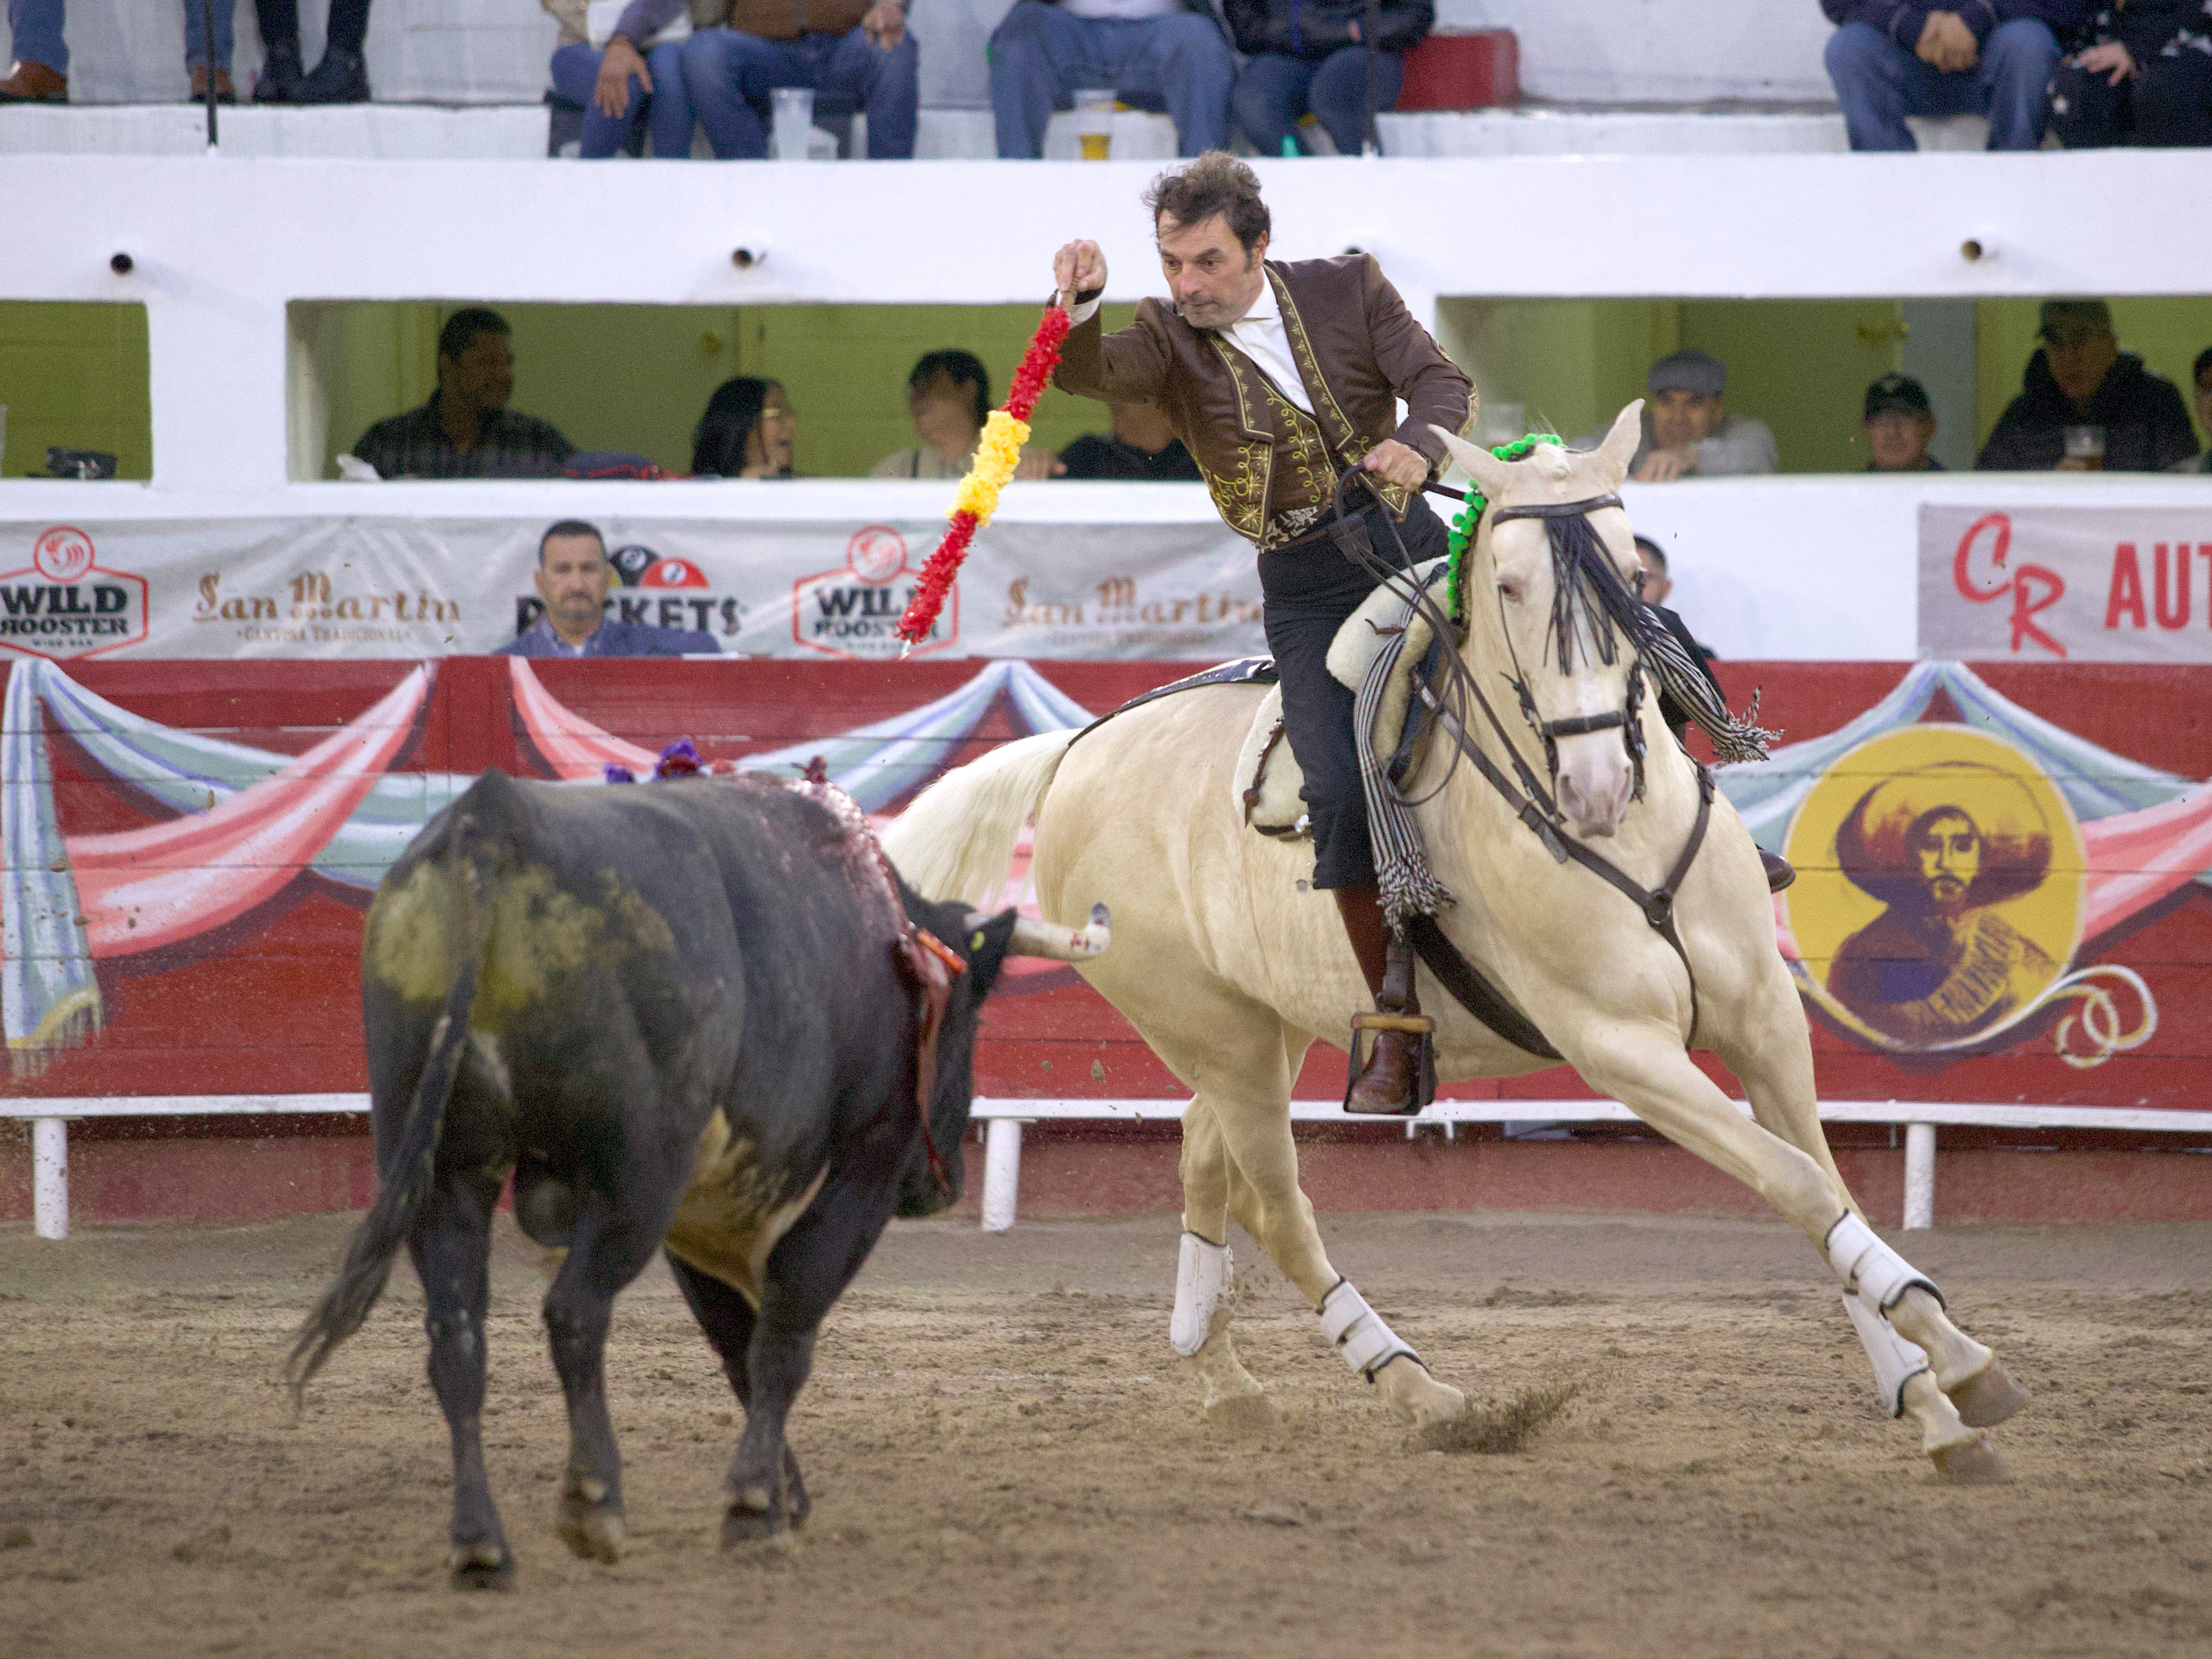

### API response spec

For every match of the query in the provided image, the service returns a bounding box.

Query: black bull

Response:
[287,768,1103,1585]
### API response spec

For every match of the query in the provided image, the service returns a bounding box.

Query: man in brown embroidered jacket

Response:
[1051,151,1472,1114]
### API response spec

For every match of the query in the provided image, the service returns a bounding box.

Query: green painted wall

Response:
[1974,297,2212,451]
[317,301,1139,480]
[0,303,152,480]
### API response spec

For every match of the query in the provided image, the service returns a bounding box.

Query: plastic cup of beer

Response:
[1074,90,1116,160]
[771,87,815,161]
[2063,424,2106,470]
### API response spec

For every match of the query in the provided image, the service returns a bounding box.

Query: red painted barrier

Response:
[4,657,2208,1225]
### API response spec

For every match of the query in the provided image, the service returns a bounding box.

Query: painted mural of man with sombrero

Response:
[1827,761,2058,1048]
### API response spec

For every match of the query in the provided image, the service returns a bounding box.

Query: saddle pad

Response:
[1231,684,1309,836]
[1069,655,1277,749]
[1324,556,1450,692]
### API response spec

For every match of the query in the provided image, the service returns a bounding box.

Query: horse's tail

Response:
[285,780,505,1404]
[883,727,1078,908]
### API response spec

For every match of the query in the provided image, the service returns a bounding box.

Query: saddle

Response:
[1232,556,1452,837]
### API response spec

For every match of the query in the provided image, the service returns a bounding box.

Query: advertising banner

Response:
[0,515,1266,664]
[1919,504,2212,663]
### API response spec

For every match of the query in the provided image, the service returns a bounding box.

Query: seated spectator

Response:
[1226,0,1431,156]
[1576,350,1779,481]
[2173,346,2212,472]
[1821,1,2085,151]
[250,1,373,103]
[351,310,577,481]
[544,0,696,157]
[692,377,798,476]
[674,0,918,160]
[990,0,1234,159]
[873,350,990,478]
[1059,400,1202,479]
[2050,3,2212,147]
[499,521,720,657]
[1861,372,1943,470]
[1976,299,2200,471]
[1,0,68,101]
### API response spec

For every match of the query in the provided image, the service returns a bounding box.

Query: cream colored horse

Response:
[886,406,2027,1482]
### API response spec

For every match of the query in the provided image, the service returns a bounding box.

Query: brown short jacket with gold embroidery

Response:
[1054,254,1474,551]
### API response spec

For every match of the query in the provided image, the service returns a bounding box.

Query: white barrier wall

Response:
[5,470,2208,662]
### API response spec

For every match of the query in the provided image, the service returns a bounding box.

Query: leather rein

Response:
[1332,471,1716,1050]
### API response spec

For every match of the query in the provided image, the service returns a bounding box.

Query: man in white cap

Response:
[1575,348,1779,482]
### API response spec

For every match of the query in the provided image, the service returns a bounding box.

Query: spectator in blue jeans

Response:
[543,0,696,157]
[990,0,1234,158]
[662,0,917,159]
[0,0,68,101]
[1821,1,2090,149]
[1226,0,1431,155]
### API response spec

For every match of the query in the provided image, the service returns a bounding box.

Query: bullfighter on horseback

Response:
[1052,150,1468,1116]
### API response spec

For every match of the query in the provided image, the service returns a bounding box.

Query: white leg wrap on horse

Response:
[1842,1290,1930,1418]
[1316,1279,1418,1382]
[1169,1231,1232,1359]
[1824,1211,1943,1312]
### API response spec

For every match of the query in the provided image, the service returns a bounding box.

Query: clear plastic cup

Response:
[2063,424,2106,470]
[1074,89,1116,160]
[771,87,815,162]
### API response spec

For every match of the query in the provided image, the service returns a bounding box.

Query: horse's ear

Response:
[1591,401,1644,484]
[1432,425,1514,499]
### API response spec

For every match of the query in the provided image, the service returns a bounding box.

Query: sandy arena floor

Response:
[2,1208,2208,1659]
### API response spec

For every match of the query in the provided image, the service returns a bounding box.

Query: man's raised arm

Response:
[1050,239,1173,406]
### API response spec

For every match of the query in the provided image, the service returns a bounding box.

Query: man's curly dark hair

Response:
[1144,151,1270,253]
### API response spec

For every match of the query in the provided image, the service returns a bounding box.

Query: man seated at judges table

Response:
[350,310,576,480]
[1820,0,2085,150]
[1975,300,2200,471]
[2174,346,2212,473]
[499,521,720,657]
[1861,372,1943,471]
[1575,348,1778,482]
[1058,400,1203,479]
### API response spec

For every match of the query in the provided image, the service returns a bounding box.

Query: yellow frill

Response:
[951,411,1031,526]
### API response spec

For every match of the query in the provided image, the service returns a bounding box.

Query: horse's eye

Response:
[1497,579,1522,604]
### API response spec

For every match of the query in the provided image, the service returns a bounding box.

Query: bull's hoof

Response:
[556,1499,625,1563]
[448,1541,515,1591]
[1947,1360,2030,1429]
[1202,1389,1278,1435]
[1929,1435,2015,1486]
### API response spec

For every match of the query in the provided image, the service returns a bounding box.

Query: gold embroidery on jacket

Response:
[1201,335,1273,543]
[1272,268,1411,518]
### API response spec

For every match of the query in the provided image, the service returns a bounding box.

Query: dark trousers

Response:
[2050,53,2212,148]
[1259,493,1449,890]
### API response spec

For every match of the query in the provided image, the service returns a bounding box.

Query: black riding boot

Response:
[1335,885,1433,1116]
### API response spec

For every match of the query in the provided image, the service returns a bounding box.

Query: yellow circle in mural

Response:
[1781,724,2083,1054]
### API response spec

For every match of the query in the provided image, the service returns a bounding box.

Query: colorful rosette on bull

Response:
[894,303,1074,650]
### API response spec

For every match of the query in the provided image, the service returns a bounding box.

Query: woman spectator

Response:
[691,377,798,477]
[543,0,697,159]
[1225,0,1433,157]
[2050,2,2212,147]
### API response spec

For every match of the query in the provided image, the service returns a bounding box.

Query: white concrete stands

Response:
[10,1093,2210,1239]
[9,149,2212,498]
[0,102,550,158]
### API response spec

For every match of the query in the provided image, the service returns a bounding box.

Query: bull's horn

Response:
[970,902,1111,962]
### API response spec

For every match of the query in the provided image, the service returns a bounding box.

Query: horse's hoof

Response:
[556,1502,625,1563]
[720,1508,792,1550]
[1929,1435,2015,1486]
[1947,1360,2030,1429]
[1202,1390,1277,1435]
[448,1543,515,1591]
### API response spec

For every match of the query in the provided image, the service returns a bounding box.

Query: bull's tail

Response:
[286,788,504,1402]
[881,727,1078,908]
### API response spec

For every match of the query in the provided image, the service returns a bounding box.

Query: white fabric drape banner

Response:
[0,516,1267,663]
[1919,504,2212,664]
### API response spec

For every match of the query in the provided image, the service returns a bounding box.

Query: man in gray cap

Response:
[1578,348,1780,481]
[1977,300,2200,472]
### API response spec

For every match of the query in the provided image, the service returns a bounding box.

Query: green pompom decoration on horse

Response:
[1443,431,1563,622]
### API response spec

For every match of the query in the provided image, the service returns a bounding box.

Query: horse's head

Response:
[1433,404,1649,840]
